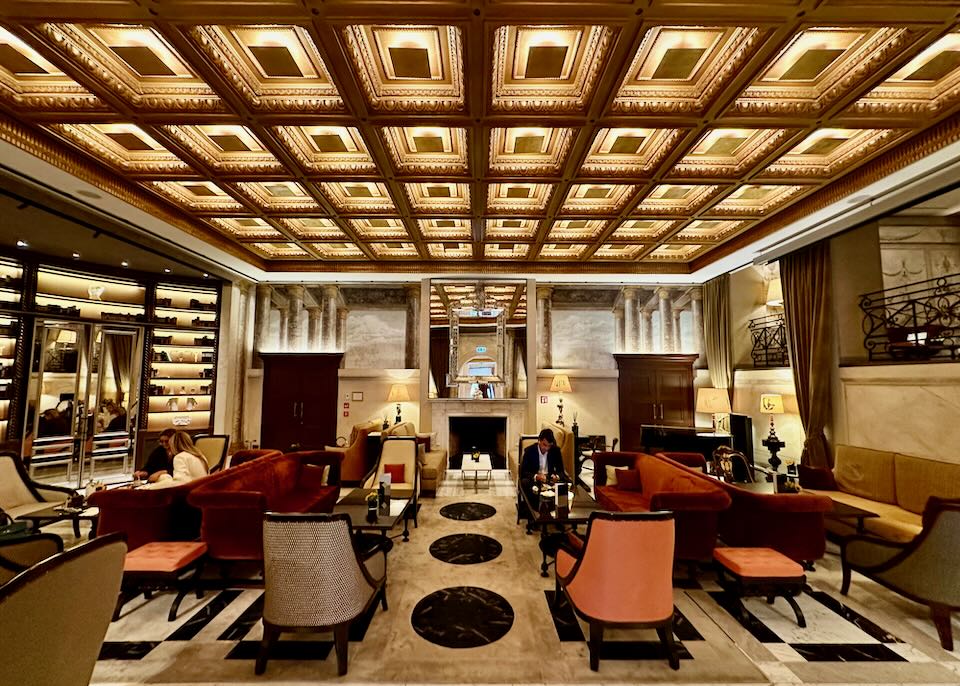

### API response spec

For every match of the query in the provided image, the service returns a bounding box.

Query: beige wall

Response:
[731,368,805,466]
[535,370,619,445]
[729,265,771,368]
[335,370,421,441]
[830,223,884,365]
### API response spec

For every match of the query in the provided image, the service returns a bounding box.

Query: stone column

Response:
[307,306,322,351]
[536,286,553,368]
[404,284,420,369]
[277,308,289,352]
[321,285,339,351]
[253,284,272,363]
[691,288,705,366]
[336,307,348,351]
[613,304,625,354]
[622,287,639,353]
[673,307,683,352]
[640,310,653,353]
[286,285,305,353]
[657,288,674,353]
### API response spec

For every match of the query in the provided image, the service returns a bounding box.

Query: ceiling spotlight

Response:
[15,239,28,248]
[202,273,209,278]
[163,267,171,273]
[72,251,81,259]
[121,260,129,268]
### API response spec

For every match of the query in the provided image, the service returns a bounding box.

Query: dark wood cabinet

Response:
[614,354,698,451]
[259,353,342,452]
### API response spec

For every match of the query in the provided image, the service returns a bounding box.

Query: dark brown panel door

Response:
[260,356,302,452]
[656,367,695,427]
[260,353,343,452]
[617,363,656,451]
[298,355,342,449]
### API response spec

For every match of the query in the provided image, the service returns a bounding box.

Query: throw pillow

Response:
[605,465,633,487]
[300,464,331,490]
[617,469,642,491]
[416,434,431,451]
[384,463,405,484]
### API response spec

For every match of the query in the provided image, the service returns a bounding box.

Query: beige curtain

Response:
[703,273,732,391]
[781,241,833,469]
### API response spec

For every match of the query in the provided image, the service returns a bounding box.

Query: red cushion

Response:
[384,463,405,484]
[124,541,207,573]
[416,435,431,452]
[713,546,804,579]
[617,469,642,491]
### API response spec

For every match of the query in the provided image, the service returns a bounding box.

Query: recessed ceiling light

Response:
[163,267,171,273]
[202,273,209,278]
[15,240,27,248]
[72,251,81,259]
[121,260,129,267]
[76,189,102,200]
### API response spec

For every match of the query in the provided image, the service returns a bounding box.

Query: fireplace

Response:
[449,416,507,469]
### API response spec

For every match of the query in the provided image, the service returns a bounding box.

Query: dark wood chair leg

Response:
[255,624,279,675]
[588,621,603,672]
[782,593,806,628]
[379,584,388,611]
[333,622,350,676]
[72,516,81,538]
[169,587,190,621]
[552,577,562,609]
[657,618,680,671]
[840,561,851,595]
[930,603,954,651]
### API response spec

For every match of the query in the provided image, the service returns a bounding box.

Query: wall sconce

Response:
[766,277,783,307]
[549,374,572,426]
[696,387,731,434]
[387,383,410,425]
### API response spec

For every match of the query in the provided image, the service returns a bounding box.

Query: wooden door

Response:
[259,355,303,452]
[297,354,343,449]
[656,365,695,427]
[614,354,697,451]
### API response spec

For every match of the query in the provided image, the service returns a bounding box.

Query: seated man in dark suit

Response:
[520,428,568,492]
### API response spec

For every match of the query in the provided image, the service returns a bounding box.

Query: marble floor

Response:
[41,470,960,685]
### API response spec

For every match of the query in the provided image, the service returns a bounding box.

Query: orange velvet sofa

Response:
[592,451,731,563]
[187,450,342,562]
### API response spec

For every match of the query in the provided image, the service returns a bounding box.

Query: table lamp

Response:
[549,374,572,426]
[760,393,785,470]
[387,384,410,425]
[696,387,731,434]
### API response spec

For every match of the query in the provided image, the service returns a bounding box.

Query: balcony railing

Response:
[859,272,960,361]
[748,313,788,367]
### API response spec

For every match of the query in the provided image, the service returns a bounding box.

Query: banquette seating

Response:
[188,450,343,563]
[591,451,730,564]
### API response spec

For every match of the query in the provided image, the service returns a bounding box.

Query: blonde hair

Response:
[169,431,207,470]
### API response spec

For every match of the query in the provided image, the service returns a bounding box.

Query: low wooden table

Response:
[17,504,100,538]
[825,500,879,534]
[461,452,493,492]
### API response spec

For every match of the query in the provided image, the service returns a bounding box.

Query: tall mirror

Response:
[429,280,527,399]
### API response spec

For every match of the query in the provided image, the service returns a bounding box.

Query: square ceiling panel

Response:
[189,24,341,112]
[248,241,308,258]
[488,127,574,175]
[382,126,467,175]
[47,123,190,175]
[673,219,750,243]
[852,31,960,116]
[405,182,470,213]
[484,242,530,259]
[0,26,103,111]
[593,243,646,260]
[645,243,705,261]
[348,218,409,240]
[487,183,553,214]
[547,219,608,241]
[562,183,636,214]
[149,180,243,213]
[206,216,284,240]
[369,242,419,259]
[634,184,720,215]
[672,128,794,177]
[760,127,907,178]
[273,125,375,174]
[235,180,320,212]
[427,242,472,259]
[419,218,471,240]
[277,217,345,240]
[733,27,913,115]
[37,23,222,111]
[582,128,685,176]
[614,26,764,114]
[609,219,680,242]
[311,242,366,260]
[485,218,539,241]
[708,184,808,216]
[491,25,613,112]
[342,24,463,112]
[319,181,394,213]
[539,243,589,259]
[163,124,282,174]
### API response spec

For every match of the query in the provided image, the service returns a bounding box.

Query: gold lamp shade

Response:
[695,387,731,414]
[387,384,410,402]
[760,393,784,414]
[549,374,572,393]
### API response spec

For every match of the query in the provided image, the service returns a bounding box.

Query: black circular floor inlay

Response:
[411,586,514,648]
[429,533,502,565]
[439,502,497,521]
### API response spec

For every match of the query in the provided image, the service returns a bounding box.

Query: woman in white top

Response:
[143,431,208,489]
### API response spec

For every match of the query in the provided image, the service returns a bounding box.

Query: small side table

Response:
[714,546,807,627]
[115,541,208,621]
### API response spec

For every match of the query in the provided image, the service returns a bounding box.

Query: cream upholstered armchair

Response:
[194,434,229,472]
[0,452,75,520]
[0,533,63,585]
[841,496,960,650]
[364,436,420,527]
[381,421,447,496]
[0,533,126,686]
[326,421,378,483]
[257,512,387,676]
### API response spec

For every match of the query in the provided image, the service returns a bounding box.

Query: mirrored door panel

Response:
[87,327,141,479]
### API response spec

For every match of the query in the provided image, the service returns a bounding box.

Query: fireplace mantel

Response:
[430,398,528,461]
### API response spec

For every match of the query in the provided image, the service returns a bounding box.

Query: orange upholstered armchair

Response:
[555,510,679,671]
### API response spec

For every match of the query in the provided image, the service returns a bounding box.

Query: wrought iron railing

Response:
[748,313,788,367]
[859,272,960,361]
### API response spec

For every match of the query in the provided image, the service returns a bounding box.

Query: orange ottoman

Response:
[713,546,807,627]
[115,541,208,622]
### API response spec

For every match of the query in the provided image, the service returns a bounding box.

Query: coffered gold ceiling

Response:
[2,1,960,274]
